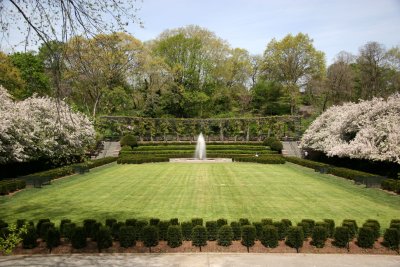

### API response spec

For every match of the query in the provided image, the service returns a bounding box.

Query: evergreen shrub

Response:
[167,225,182,248]
[261,225,278,248]
[119,226,136,248]
[286,226,304,253]
[357,227,375,248]
[217,225,233,246]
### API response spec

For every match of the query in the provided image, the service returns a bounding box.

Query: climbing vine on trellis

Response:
[97,116,302,141]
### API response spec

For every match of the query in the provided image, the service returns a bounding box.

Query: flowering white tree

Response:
[301,94,400,164]
[0,85,95,164]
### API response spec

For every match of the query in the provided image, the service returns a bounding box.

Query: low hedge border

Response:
[0,179,26,195]
[3,217,399,253]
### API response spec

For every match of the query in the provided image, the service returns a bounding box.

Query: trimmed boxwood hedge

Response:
[357,227,375,248]
[71,227,87,249]
[286,226,304,253]
[383,228,399,250]
[119,226,136,248]
[230,221,241,241]
[181,221,193,241]
[285,157,330,170]
[261,225,279,248]
[333,226,350,248]
[206,221,218,241]
[233,155,285,164]
[217,225,233,246]
[191,225,207,251]
[241,225,256,253]
[381,179,400,194]
[167,225,182,248]
[0,179,26,195]
[311,226,327,248]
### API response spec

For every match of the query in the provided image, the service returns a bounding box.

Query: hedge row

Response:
[5,217,398,253]
[132,145,266,151]
[381,179,400,194]
[233,155,285,164]
[285,157,330,170]
[121,150,276,155]
[137,141,264,146]
[20,157,117,183]
[0,179,26,195]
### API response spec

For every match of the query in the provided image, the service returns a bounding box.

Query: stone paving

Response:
[0,253,399,267]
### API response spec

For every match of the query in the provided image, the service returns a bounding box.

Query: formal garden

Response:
[0,3,399,256]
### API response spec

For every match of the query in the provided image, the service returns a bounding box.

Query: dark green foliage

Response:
[286,226,304,253]
[269,140,283,153]
[281,219,292,228]
[357,227,375,248]
[96,226,113,252]
[230,221,241,241]
[328,167,379,182]
[301,219,315,234]
[261,225,278,248]
[239,218,250,226]
[71,227,87,249]
[342,219,358,239]
[111,222,124,240]
[297,222,311,238]
[206,221,218,241]
[333,226,350,248]
[263,136,279,147]
[181,221,193,241]
[158,221,170,241]
[106,219,117,228]
[383,228,399,250]
[0,179,26,195]
[364,220,380,240]
[285,157,330,170]
[169,218,179,225]
[135,220,148,241]
[22,226,38,249]
[381,179,400,194]
[83,219,97,238]
[192,225,207,252]
[36,219,50,235]
[120,135,138,149]
[261,218,273,225]
[63,223,76,241]
[167,225,182,248]
[149,218,160,226]
[252,222,263,240]
[233,155,285,164]
[0,220,8,229]
[217,225,233,246]
[125,219,137,227]
[142,225,159,253]
[311,226,327,248]
[91,222,102,242]
[119,226,136,248]
[39,222,55,240]
[217,218,228,229]
[46,228,60,253]
[241,225,256,252]
[191,218,203,226]
[390,219,400,228]
[16,219,26,229]
[59,219,71,237]
[323,219,335,238]
[273,221,286,240]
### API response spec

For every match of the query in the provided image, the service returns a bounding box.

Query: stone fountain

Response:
[169,133,232,163]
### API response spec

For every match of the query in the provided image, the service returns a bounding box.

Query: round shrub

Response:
[206,221,218,241]
[286,226,304,253]
[261,218,273,225]
[167,225,182,248]
[39,222,55,241]
[297,222,310,238]
[91,222,102,242]
[230,221,241,241]
[311,226,327,248]
[36,219,50,235]
[273,221,286,240]
[46,228,60,253]
[261,225,278,248]
[22,225,38,249]
[149,218,160,226]
[135,220,148,241]
[333,226,350,248]
[263,136,278,147]
[239,218,250,226]
[142,225,159,253]
[158,221,170,241]
[191,225,207,252]
[120,135,138,149]
[217,225,233,247]
[357,227,375,248]
[323,219,335,238]
[252,222,263,240]
[383,228,399,250]
[125,219,137,227]
[169,218,179,225]
[111,222,124,241]
[71,227,87,249]
[105,218,117,228]
[270,140,283,153]
[96,226,113,252]
[83,219,97,238]
[60,219,71,237]
[119,226,136,248]
[342,219,358,239]
[63,223,76,241]
[363,220,380,240]
[241,225,256,252]
[181,221,193,241]
[217,218,228,229]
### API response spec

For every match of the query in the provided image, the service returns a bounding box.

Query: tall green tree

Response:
[0,52,26,97]
[262,33,326,114]
[9,52,51,99]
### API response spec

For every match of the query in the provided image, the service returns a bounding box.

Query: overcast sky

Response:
[131,0,400,63]
[2,0,399,64]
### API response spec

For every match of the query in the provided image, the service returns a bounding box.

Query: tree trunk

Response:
[199,246,202,252]
[247,246,249,253]
[92,94,101,118]
[246,126,250,142]
[149,247,151,253]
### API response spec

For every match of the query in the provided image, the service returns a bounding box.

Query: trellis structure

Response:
[99,116,302,142]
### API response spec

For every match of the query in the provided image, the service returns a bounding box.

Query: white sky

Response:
[2,0,400,64]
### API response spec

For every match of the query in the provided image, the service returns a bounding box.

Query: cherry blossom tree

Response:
[300,94,400,164]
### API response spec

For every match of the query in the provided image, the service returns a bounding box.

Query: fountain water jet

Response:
[195,133,206,160]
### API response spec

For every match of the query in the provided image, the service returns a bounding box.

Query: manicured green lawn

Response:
[1,162,399,227]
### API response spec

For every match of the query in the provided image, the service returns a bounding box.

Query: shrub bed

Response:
[0,179,26,195]
[381,179,400,194]
[233,155,285,164]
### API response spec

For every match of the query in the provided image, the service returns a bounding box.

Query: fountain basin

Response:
[169,158,232,163]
